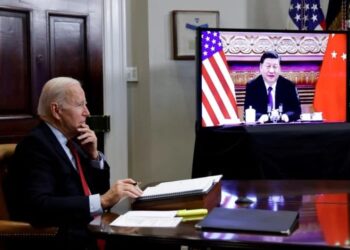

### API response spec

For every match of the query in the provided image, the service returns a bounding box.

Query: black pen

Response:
[132,181,141,186]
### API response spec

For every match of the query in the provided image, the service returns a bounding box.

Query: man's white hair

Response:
[37,77,81,118]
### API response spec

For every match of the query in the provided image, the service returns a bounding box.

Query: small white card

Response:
[110,210,181,228]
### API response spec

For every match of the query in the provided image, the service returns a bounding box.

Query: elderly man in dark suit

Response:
[5,77,142,250]
[244,51,301,123]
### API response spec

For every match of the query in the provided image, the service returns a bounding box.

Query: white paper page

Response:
[141,175,222,197]
[122,210,177,218]
[110,215,182,228]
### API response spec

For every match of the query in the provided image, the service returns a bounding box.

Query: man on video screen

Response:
[244,51,301,123]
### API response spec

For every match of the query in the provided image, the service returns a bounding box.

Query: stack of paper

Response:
[138,175,222,201]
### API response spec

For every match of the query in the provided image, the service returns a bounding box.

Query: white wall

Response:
[127,0,249,184]
[122,0,329,184]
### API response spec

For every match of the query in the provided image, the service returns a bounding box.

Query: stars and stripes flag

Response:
[288,0,326,30]
[313,33,347,122]
[201,31,239,127]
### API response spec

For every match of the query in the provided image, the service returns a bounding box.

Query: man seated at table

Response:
[5,77,143,250]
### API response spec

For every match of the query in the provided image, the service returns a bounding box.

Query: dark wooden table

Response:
[89,180,350,249]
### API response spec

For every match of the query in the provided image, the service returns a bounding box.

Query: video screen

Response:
[196,28,348,127]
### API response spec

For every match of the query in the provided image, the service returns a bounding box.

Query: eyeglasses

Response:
[58,100,88,111]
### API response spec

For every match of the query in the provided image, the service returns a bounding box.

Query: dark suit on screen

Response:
[244,75,301,121]
[5,122,110,250]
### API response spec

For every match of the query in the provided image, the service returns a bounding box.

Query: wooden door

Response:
[0,0,103,143]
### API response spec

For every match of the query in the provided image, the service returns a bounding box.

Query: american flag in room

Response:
[201,31,239,127]
[288,0,326,30]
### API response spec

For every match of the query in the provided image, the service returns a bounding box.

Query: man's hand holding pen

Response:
[100,178,143,210]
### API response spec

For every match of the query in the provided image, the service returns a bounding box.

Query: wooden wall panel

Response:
[49,15,87,84]
[0,0,103,144]
[0,9,31,115]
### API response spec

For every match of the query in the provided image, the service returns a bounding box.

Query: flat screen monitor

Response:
[196,28,349,128]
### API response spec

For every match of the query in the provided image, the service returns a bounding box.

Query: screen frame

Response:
[195,27,350,130]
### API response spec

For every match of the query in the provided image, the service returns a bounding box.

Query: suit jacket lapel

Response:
[39,122,79,173]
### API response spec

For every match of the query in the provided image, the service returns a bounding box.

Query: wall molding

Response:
[103,0,128,180]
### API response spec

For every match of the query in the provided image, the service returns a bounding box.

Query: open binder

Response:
[195,207,299,235]
[132,175,222,211]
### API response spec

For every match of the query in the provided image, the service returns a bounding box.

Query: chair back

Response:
[0,144,58,250]
[0,144,16,220]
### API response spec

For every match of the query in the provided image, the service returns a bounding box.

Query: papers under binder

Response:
[136,175,222,202]
[195,207,299,236]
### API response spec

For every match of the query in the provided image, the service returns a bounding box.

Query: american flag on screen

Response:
[288,0,326,30]
[201,31,239,127]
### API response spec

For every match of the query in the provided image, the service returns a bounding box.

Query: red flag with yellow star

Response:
[313,34,347,122]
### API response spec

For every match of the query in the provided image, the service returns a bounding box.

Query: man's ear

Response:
[51,102,61,120]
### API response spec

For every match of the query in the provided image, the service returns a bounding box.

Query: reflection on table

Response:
[89,180,350,249]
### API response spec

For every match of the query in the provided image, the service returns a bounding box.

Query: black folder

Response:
[195,207,299,235]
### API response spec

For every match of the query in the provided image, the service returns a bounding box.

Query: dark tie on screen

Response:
[66,140,91,196]
[267,86,273,112]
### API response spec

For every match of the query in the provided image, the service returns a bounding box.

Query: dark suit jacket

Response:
[5,122,110,249]
[244,75,301,121]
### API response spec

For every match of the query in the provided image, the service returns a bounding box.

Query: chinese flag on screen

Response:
[313,34,346,122]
